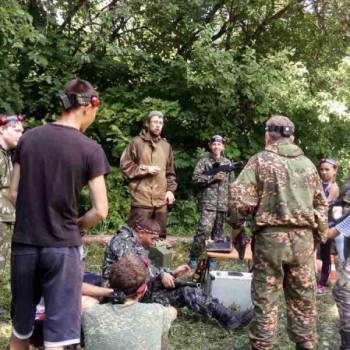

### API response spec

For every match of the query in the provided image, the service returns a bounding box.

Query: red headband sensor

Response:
[0,114,25,126]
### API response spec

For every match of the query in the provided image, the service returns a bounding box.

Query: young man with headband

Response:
[83,255,177,350]
[9,79,110,350]
[0,114,24,279]
[189,135,234,268]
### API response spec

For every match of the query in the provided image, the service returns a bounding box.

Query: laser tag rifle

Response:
[233,232,249,260]
[161,282,202,289]
[203,161,244,177]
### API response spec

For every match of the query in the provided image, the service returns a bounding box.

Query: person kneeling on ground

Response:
[83,255,177,350]
[101,217,253,330]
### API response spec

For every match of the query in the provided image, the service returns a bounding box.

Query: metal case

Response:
[206,270,253,310]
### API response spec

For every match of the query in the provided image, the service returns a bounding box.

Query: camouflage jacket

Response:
[229,141,328,243]
[0,147,15,223]
[101,225,169,288]
[120,130,177,208]
[193,153,234,211]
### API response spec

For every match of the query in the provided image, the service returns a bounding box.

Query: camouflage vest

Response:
[193,153,234,211]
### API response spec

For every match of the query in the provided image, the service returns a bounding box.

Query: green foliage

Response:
[1,0,350,227]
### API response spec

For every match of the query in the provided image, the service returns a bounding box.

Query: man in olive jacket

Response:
[120,111,177,238]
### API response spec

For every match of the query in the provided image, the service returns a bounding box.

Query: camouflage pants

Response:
[190,210,227,259]
[144,286,217,317]
[333,255,350,333]
[0,222,12,278]
[250,228,316,350]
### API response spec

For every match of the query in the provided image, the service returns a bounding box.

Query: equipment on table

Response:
[206,271,253,310]
[206,238,232,253]
[149,239,172,268]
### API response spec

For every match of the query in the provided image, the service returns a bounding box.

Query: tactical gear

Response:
[183,287,253,330]
[233,232,249,260]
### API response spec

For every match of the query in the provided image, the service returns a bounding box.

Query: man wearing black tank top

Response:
[8,79,110,350]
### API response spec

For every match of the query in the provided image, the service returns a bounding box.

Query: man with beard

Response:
[120,111,177,238]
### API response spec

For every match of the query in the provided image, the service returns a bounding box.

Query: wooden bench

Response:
[207,243,253,261]
[205,243,254,277]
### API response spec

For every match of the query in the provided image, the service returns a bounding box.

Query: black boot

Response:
[340,331,350,350]
[183,287,253,329]
[211,302,253,330]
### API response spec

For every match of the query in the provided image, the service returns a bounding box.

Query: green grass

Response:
[0,241,341,350]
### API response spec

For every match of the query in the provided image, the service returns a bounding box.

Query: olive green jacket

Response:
[120,130,177,207]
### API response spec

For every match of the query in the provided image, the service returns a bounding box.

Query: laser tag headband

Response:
[0,114,24,126]
[265,124,295,137]
[319,158,338,169]
[210,135,226,144]
[57,91,100,110]
[134,221,161,235]
[108,258,149,304]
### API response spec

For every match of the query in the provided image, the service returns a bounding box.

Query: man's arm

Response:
[9,163,20,206]
[329,213,350,239]
[327,183,339,204]
[77,175,108,231]
[192,158,216,187]
[313,174,329,244]
[164,146,177,204]
[120,142,155,179]
[168,306,177,321]
[229,157,259,228]
[82,282,113,297]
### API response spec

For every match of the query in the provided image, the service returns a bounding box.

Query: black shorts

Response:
[11,242,82,347]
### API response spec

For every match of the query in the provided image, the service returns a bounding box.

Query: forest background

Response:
[2,0,350,233]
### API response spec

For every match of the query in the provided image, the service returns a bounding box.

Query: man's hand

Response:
[231,226,244,239]
[172,265,191,278]
[165,191,175,205]
[161,272,175,288]
[148,165,161,175]
[328,227,340,239]
[213,171,225,180]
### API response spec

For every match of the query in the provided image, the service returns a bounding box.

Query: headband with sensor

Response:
[57,92,100,109]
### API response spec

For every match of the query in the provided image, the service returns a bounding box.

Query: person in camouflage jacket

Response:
[189,135,234,262]
[229,115,328,350]
[101,218,253,330]
[0,114,23,278]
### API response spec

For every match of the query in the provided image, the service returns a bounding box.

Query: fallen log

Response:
[82,234,192,247]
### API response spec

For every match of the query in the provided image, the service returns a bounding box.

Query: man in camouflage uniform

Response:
[101,217,252,329]
[189,135,234,265]
[0,114,23,278]
[229,115,328,350]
